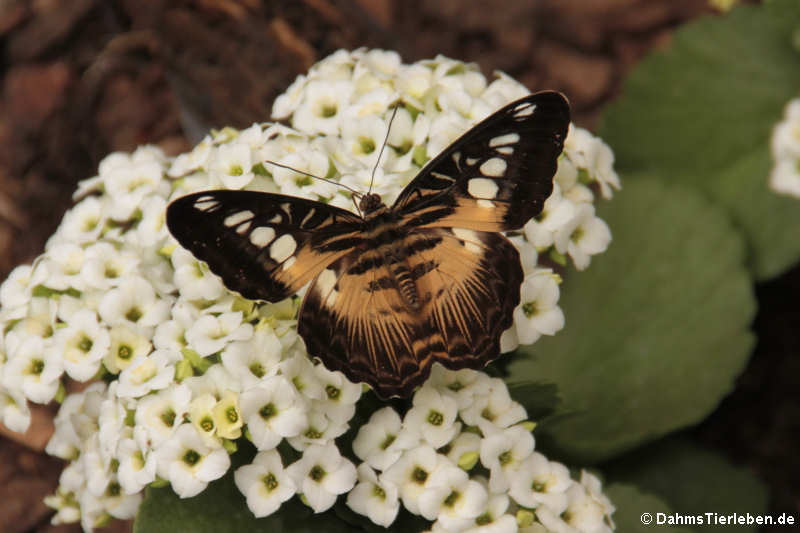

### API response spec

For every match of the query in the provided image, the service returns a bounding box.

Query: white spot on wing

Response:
[282,256,296,271]
[452,228,482,254]
[194,199,218,212]
[235,221,252,234]
[514,103,536,117]
[477,199,494,208]
[468,178,499,199]
[224,210,254,227]
[269,234,297,263]
[269,214,282,224]
[479,158,507,178]
[249,226,275,247]
[316,268,338,306]
[301,208,316,227]
[489,133,520,147]
[496,147,514,155]
[466,157,479,166]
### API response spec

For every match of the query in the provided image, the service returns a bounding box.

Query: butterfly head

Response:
[358,193,385,215]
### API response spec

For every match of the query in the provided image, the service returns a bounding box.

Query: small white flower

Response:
[312,364,361,424]
[428,364,489,410]
[770,157,800,198]
[183,364,241,398]
[346,463,400,527]
[54,309,110,381]
[169,136,212,177]
[235,450,296,517]
[286,409,348,451]
[240,375,308,450]
[42,243,86,291]
[102,150,168,221]
[155,423,231,498]
[382,444,451,515]
[278,353,325,400]
[4,336,62,403]
[188,393,220,446]
[460,379,526,436]
[171,247,227,301]
[508,452,571,514]
[463,494,517,533]
[273,74,308,119]
[353,406,419,471]
[135,384,192,447]
[209,141,254,190]
[133,195,170,247]
[0,386,31,433]
[417,464,487,527]
[286,442,356,513]
[116,429,157,494]
[404,385,461,448]
[442,431,482,470]
[221,327,283,389]
[269,150,334,200]
[522,185,577,249]
[153,300,199,352]
[185,312,253,357]
[554,204,611,271]
[104,325,152,374]
[563,125,620,199]
[57,196,106,244]
[98,276,171,329]
[117,349,181,398]
[513,270,564,345]
[81,242,140,290]
[480,424,535,493]
[292,80,354,136]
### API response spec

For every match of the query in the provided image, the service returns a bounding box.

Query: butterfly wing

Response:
[166,190,364,302]
[395,91,570,232]
[298,228,522,398]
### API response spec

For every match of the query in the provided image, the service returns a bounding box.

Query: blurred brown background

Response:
[1,1,796,532]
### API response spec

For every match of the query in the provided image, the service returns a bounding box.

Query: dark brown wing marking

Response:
[395,91,570,233]
[166,190,363,302]
[298,228,522,398]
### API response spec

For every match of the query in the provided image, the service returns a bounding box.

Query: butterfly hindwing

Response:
[395,91,570,233]
[166,191,363,302]
[298,227,522,398]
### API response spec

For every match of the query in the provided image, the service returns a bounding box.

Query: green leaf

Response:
[598,0,800,280]
[604,437,769,533]
[509,178,755,463]
[134,447,356,533]
[605,484,694,533]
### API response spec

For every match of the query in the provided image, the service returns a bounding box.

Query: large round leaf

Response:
[598,0,800,280]
[509,178,755,463]
[604,437,768,533]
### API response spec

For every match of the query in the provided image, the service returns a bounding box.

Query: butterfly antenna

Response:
[261,160,364,217]
[367,105,400,196]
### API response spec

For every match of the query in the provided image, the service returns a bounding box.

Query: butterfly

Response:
[166,91,570,398]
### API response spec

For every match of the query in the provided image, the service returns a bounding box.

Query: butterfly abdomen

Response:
[387,258,421,311]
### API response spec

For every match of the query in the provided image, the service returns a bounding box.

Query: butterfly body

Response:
[167,91,570,398]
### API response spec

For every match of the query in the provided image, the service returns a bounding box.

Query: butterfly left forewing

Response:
[166,190,363,302]
[395,91,570,233]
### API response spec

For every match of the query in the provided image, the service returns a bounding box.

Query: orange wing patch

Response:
[298,228,522,398]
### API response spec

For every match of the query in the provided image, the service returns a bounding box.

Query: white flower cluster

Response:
[347,366,615,532]
[769,97,800,198]
[0,49,618,532]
